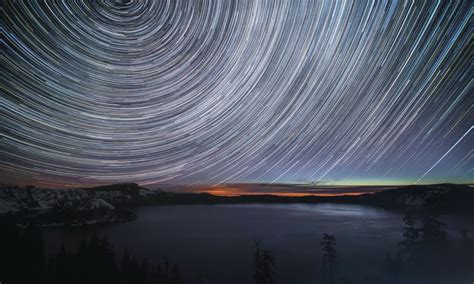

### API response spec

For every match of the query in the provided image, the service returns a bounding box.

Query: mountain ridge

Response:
[1,183,472,227]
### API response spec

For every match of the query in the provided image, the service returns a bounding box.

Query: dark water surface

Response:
[42,204,474,283]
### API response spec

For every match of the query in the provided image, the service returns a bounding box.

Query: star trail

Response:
[1,0,473,188]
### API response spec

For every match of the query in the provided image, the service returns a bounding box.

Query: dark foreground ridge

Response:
[1,183,473,226]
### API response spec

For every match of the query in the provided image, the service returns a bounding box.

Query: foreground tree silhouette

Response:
[399,212,447,256]
[0,214,47,284]
[395,212,452,283]
[321,233,337,284]
[254,241,275,284]
[399,214,419,252]
[384,252,403,284]
[0,214,182,284]
[419,213,447,243]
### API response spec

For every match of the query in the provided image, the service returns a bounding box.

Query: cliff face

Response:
[0,183,152,226]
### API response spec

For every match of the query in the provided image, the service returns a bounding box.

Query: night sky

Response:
[1,0,473,188]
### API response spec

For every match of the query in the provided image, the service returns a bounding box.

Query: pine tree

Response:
[254,241,275,284]
[420,214,447,243]
[171,264,181,284]
[55,244,70,284]
[0,214,23,284]
[21,226,46,281]
[139,258,150,284]
[254,241,262,283]
[121,248,132,284]
[399,214,420,251]
[384,252,402,284]
[321,233,337,284]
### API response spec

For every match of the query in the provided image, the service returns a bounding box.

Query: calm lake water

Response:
[42,203,474,283]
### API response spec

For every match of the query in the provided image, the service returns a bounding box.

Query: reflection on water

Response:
[42,204,474,284]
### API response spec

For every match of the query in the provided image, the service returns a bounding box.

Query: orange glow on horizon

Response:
[191,186,372,197]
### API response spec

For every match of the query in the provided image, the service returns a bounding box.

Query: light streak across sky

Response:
[415,126,473,184]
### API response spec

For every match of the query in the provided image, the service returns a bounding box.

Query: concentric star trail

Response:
[1,0,473,187]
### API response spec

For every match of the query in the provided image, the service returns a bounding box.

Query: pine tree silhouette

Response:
[0,214,25,284]
[253,241,275,284]
[321,233,337,284]
[0,216,184,284]
[384,252,402,284]
[399,213,420,251]
[419,213,447,243]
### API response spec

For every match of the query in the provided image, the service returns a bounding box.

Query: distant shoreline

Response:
[1,183,473,227]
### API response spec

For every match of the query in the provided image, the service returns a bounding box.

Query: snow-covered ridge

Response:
[0,183,153,226]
